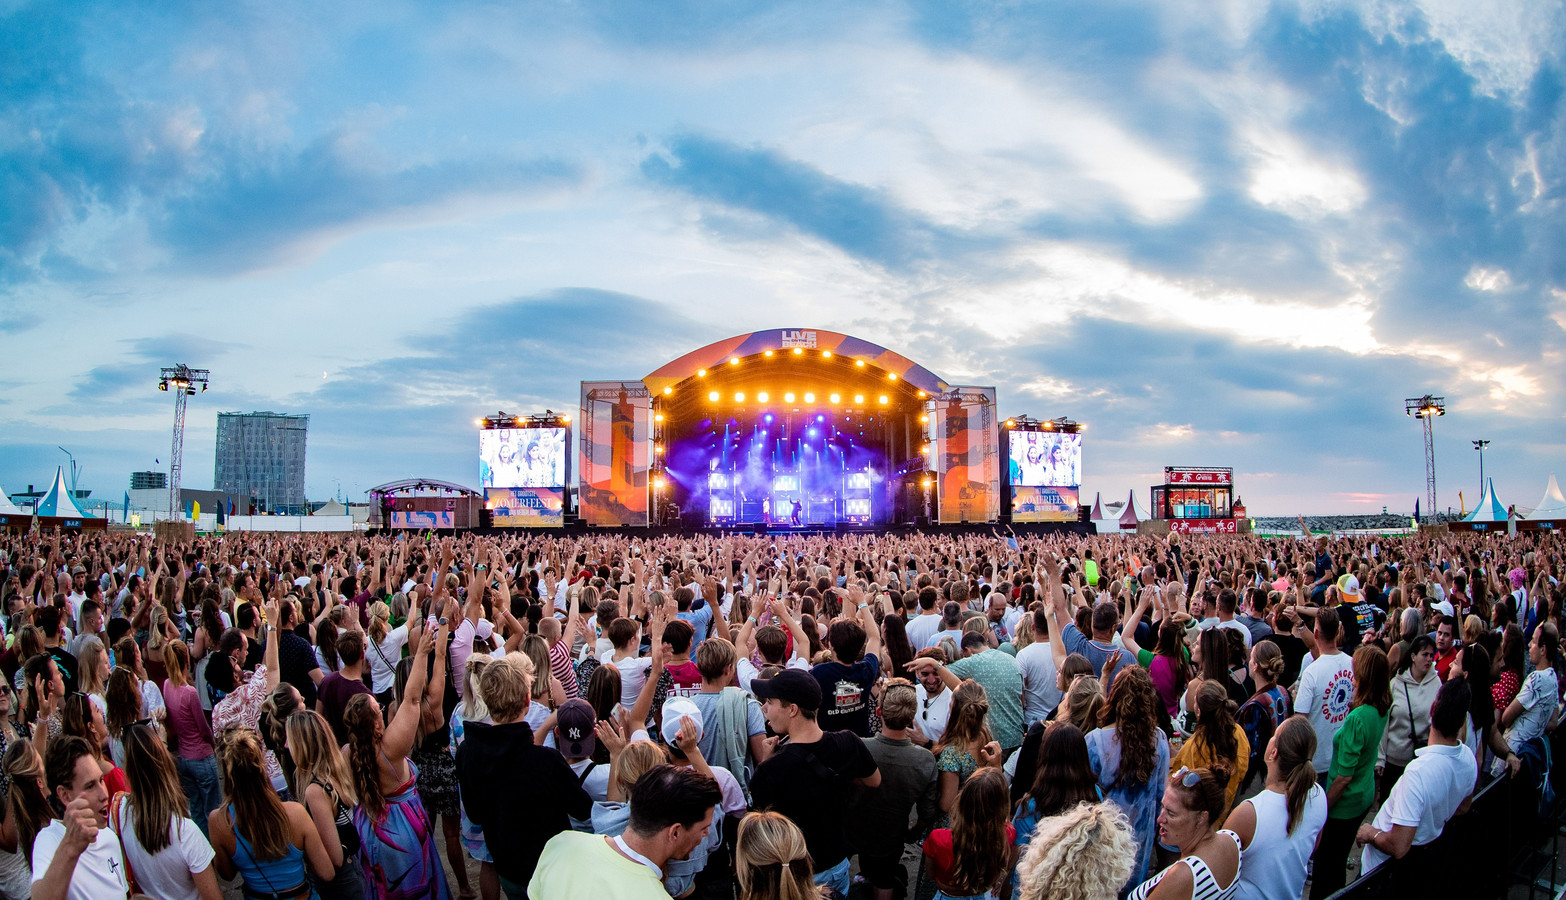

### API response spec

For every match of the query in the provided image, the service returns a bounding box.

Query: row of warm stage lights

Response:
[656,350,929,399]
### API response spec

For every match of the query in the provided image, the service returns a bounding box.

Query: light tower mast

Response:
[158,365,209,521]
[1405,394,1445,523]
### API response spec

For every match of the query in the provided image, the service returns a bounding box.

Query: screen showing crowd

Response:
[480,427,567,488]
[1008,432,1081,486]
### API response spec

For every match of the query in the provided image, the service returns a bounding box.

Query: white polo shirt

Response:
[1361,741,1477,873]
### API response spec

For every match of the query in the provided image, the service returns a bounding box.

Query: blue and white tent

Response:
[1462,477,1509,523]
[0,487,24,516]
[34,467,90,518]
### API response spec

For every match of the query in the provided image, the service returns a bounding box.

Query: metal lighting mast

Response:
[1405,395,1445,522]
[158,365,209,521]
[1472,439,1490,496]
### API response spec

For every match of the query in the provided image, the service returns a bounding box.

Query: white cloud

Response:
[1464,266,1512,292]
[1243,126,1367,218]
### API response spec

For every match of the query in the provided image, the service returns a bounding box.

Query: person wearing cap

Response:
[556,698,612,825]
[1335,574,1386,651]
[456,652,592,899]
[749,667,880,898]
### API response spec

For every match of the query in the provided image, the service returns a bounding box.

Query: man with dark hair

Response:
[1433,616,1459,681]
[1212,588,1251,647]
[66,598,104,659]
[315,630,370,742]
[660,618,702,697]
[849,678,937,900]
[38,605,79,695]
[751,668,880,897]
[235,602,265,669]
[274,598,323,707]
[1047,556,1133,685]
[33,735,127,900]
[1296,606,1354,776]
[924,601,965,650]
[809,594,882,736]
[905,585,943,649]
[1357,678,1477,887]
[529,765,721,900]
[906,631,1025,754]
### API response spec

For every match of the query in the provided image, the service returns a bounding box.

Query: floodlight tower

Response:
[158,365,209,521]
[1405,395,1445,522]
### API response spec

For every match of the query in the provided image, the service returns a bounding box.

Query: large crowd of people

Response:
[0,525,1559,900]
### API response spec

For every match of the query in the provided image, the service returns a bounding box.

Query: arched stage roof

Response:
[368,478,481,497]
[643,328,948,396]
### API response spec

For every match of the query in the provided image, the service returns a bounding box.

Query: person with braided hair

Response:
[1086,665,1170,888]
[208,727,332,900]
[343,614,451,900]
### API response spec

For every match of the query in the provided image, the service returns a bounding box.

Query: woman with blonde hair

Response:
[519,634,565,731]
[735,810,816,900]
[76,637,111,718]
[209,727,334,899]
[111,722,223,900]
[1015,801,1135,900]
[0,740,50,895]
[286,710,367,899]
[366,600,409,708]
[935,680,1003,827]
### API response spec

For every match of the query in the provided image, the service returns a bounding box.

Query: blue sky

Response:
[2,0,1563,515]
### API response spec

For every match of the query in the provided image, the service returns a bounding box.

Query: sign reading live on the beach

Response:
[1165,468,1232,484]
[780,330,818,348]
[1168,518,1238,534]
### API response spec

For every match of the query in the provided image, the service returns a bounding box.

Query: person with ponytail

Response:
[1014,801,1136,900]
[208,727,333,899]
[922,767,1013,900]
[1171,681,1249,818]
[343,612,452,900]
[1086,665,1170,888]
[734,811,817,900]
[1310,644,1391,900]
[285,710,367,900]
[1224,716,1327,900]
[933,680,1002,828]
[1127,765,1240,900]
[111,723,222,900]
[0,741,50,897]
[365,601,408,709]
[1234,641,1291,794]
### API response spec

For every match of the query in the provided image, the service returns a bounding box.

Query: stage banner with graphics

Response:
[390,510,454,529]
[579,381,650,526]
[936,386,1000,524]
[1011,486,1079,523]
[1167,518,1238,534]
[487,487,564,528]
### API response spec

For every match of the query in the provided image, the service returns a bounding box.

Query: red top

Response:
[922,824,1016,892]
[1493,670,1522,712]
[105,765,128,798]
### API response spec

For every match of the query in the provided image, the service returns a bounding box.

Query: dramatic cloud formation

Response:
[2,0,1563,514]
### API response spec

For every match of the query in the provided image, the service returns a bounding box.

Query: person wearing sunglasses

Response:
[1127,766,1241,900]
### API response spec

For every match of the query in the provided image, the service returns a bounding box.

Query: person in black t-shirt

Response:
[274,598,323,707]
[809,609,882,737]
[751,669,880,899]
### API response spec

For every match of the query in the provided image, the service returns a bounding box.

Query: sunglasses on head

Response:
[1173,766,1202,788]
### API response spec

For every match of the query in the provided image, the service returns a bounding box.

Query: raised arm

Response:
[383,616,431,762]
[1120,587,1155,657]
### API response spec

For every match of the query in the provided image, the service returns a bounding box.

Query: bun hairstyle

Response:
[1272,716,1318,835]
[1168,765,1230,831]
[1251,641,1286,684]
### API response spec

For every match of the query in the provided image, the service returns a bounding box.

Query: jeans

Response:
[176,754,221,838]
[814,857,851,898]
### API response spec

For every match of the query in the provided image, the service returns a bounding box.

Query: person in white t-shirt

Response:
[602,618,655,710]
[912,649,953,745]
[109,723,221,900]
[1294,608,1356,776]
[1357,678,1478,884]
[1014,609,1061,725]
[32,735,130,900]
[904,587,944,651]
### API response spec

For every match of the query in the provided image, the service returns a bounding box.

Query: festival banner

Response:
[1167,517,1238,534]
[579,380,650,526]
[390,510,454,529]
[936,386,999,524]
[1011,486,1079,523]
[487,487,564,528]
[1165,468,1232,484]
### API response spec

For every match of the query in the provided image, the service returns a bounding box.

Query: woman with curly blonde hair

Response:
[1085,665,1170,888]
[1015,801,1135,900]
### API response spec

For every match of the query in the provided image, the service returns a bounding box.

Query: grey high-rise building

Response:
[214,412,309,514]
[130,471,167,490]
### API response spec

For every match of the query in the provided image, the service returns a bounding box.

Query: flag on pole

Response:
[122,492,130,522]
[1413,497,1421,522]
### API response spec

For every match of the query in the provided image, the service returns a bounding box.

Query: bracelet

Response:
[747,617,757,625]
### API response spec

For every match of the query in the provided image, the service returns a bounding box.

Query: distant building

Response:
[214,412,309,514]
[130,471,167,490]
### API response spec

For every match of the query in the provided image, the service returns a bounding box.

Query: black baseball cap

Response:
[751,668,821,712]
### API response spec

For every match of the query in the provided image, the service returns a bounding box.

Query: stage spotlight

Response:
[920,414,929,423]
[888,373,898,381]
[730,357,740,365]
[654,477,665,489]
[822,351,832,358]
[663,386,672,395]
[655,445,664,454]
[654,413,665,422]
[817,414,825,422]
[474,418,484,426]
[922,477,933,488]
[855,359,865,367]
[783,392,795,403]
[560,415,571,424]
[1005,418,1016,428]
[765,414,774,423]
[922,445,932,454]
[764,349,774,357]
[878,395,889,404]
[708,391,720,402]
[808,428,818,437]
[734,392,745,402]
[854,394,865,404]
[757,392,769,402]
[829,393,840,404]
[697,369,707,377]
[803,392,815,403]
[917,390,926,398]
[793,347,803,355]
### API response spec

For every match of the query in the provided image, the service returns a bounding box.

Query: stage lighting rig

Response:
[1405,394,1445,522]
[478,410,571,429]
[157,364,209,523]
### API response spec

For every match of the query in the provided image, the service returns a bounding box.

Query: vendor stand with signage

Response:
[1151,467,1247,534]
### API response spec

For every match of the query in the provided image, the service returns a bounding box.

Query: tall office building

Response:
[130,471,167,490]
[214,412,309,514]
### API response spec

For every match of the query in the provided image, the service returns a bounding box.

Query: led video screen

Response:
[480,428,567,488]
[487,487,564,528]
[1008,432,1081,487]
[1011,486,1079,523]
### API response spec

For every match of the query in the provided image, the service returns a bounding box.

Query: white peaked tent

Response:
[1462,478,1509,523]
[34,467,88,518]
[1528,474,1566,520]
[0,486,25,516]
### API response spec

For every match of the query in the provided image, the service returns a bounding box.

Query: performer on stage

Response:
[791,499,803,525]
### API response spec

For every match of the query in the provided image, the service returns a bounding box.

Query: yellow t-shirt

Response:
[1170,723,1251,817]
[528,831,668,900]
